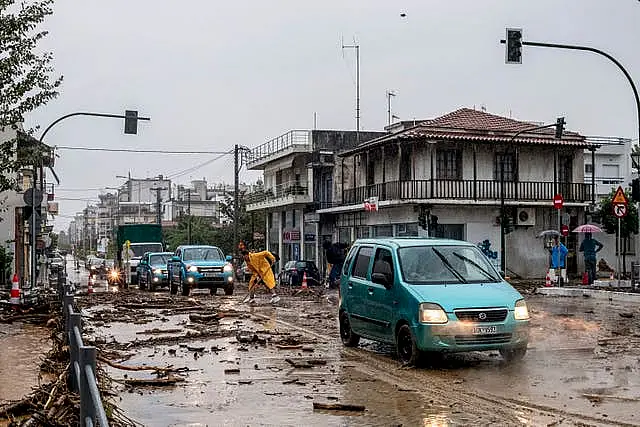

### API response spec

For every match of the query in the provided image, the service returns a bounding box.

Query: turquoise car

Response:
[167,245,234,296]
[137,252,173,291]
[339,238,530,365]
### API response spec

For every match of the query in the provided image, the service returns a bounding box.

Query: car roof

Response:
[352,237,475,249]
[177,245,220,249]
[147,252,173,256]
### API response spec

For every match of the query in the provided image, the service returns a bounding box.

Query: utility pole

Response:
[386,90,396,127]
[151,187,167,225]
[187,189,192,245]
[342,40,360,144]
[234,144,239,257]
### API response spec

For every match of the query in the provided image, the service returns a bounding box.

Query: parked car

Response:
[137,252,173,291]
[280,260,321,287]
[167,245,234,296]
[49,256,65,272]
[88,257,105,278]
[338,238,530,366]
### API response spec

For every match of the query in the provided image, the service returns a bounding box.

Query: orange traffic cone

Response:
[87,277,94,294]
[9,274,20,309]
[544,272,552,287]
[294,271,314,295]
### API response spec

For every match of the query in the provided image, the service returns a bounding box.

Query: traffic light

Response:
[555,117,565,139]
[505,28,522,64]
[632,178,640,202]
[503,215,514,234]
[418,211,427,229]
[124,110,139,135]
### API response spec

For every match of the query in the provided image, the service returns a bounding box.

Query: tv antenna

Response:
[342,36,360,144]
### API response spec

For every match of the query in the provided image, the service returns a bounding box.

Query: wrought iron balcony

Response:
[342,180,593,205]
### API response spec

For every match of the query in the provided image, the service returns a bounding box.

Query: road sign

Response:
[553,194,564,210]
[364,196,379,212]
[612,186,628,205]
[561,224,569,237]
[613,203,628,218]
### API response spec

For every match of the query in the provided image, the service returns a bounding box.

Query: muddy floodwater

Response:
[0,323,51,402]
[78,276,640,427]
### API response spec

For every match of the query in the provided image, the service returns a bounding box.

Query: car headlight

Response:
[110,270,119,278]
[419,303,448,324]
[188,265,198,272]
[223,263,233,272]
[90,266,96,270]
[514,299,530,320]
[154,268,162,274]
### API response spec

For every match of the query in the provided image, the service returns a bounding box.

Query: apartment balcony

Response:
[247,130,312,170]
[340,179,593,207]
[246,182,312,212]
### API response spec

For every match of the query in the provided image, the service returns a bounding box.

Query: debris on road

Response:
[123,376,185,386]
[313,402,366,412]
[224,368,240,374]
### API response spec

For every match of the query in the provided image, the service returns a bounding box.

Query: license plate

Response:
[472,326,497,335]
[204,272,218,277]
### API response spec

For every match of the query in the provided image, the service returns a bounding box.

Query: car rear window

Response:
[351,246,372,279]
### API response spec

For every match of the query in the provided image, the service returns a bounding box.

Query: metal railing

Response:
[342,179,593,205]
[247,130,311,165]
[61,282,109,427]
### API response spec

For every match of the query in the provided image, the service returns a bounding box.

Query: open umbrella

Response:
[537,230,560,238]
[572,224,603,233]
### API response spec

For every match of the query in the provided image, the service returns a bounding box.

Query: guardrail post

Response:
[79,346,97,427]
[68,313,81,392]
[63,294,73,332]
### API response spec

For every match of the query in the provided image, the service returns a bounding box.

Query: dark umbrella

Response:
[537,230,560,238]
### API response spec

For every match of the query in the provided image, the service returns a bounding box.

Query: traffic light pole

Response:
[500,39,640,147]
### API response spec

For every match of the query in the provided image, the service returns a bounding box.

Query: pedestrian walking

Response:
[241,249,280,304]
[579,232,603,285]
[323,240,348,289]
[549,236,568,286]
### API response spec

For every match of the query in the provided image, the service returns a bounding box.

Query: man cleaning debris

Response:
[241,249,280,304]
[323,240,348,289]
[580,232,603,285]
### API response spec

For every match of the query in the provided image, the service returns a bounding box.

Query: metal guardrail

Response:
[247,130,311,165]
[61,282,109,427]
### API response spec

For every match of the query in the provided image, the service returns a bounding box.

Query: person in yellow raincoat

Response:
[241,249,280,304]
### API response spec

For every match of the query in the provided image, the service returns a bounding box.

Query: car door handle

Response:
[368,287,374,294]
[347,283,353,289]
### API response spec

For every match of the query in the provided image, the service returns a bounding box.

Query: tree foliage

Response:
[0,0,63,191]
[597,188,638,238]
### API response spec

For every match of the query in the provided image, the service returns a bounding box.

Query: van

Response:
[338,238,530,365]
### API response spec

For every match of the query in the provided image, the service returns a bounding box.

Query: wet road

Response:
[77,275,640,427]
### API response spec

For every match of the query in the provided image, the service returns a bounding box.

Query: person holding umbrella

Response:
[550,236,568,286]
[579,232,603,285]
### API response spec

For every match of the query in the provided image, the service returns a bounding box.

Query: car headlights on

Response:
[514,299,530,320]
[110,270,119,278]
[188,265,198,272]
[419,303,448,324]
[223,263,233,272]
[153,268,162,274]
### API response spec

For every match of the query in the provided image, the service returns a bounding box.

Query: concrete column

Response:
[300,209,305,260]
[315,222,320,268]
[265,212,270,252]
[278,211,283,265]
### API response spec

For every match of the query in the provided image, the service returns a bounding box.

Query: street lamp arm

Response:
[39,112,151,143]
[508,122,558,143]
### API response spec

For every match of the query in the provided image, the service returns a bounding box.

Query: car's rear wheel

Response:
[131,273,139,286]
[224,283,234,295]
[181,277,190,296]
[339,311,360,347]
[499,346,527,362]
[396,324,422,366]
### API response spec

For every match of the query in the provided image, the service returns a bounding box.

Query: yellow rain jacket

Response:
[246,251,276,290]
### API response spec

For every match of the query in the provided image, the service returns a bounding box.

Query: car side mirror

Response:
[226,255,233,262]
[499,270,506,278]
[171,256,181,262]
[140,260,147,265]
[371,272,392,289]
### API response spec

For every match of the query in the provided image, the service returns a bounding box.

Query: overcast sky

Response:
[26,0,640,231]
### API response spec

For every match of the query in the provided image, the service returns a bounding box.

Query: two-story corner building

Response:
[583,138,632,199]
[317,108,595,279]
[246,129,386,269]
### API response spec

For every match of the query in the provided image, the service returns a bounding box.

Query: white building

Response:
[318,108,595,279]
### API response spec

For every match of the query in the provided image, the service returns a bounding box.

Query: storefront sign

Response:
[304,233,315,242]
[283,230,301,242]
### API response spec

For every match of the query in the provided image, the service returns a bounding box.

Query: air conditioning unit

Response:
[517,208,536,226]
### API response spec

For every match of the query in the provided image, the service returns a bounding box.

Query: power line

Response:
[166,150,233,179]
[56,146,230,154]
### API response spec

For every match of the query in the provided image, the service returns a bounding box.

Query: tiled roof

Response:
[342,108,591,156]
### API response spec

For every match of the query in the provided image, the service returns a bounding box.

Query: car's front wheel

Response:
[139,273,147,290]
[181,276,190,296]
[499,346,527,362]
[148,273,156,291]
[339,311,360,347]
[396,324,422,366]
[169,275,178,295]
[224,283,234,295]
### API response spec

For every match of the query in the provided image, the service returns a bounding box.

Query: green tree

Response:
[597,188,638,275]
[218,190,266,254]
[164,216,218,250]
[1,0,63,192]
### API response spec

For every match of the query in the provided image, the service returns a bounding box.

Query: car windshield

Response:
[398,245,501,284]
[90,259,104,266]
[105,260,115,268]
[296,261,315,270]
[149,254,170,266]
[183,247,223,262]
[130,244,163,257]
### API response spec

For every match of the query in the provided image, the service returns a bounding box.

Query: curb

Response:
[536,287,640,303]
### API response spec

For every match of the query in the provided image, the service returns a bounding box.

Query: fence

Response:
[60,280,109,427]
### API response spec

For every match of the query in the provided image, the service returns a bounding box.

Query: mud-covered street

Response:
[68,255,640,427]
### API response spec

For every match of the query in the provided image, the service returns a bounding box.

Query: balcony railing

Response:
[247,182,309,205]
[342,180,592,205]
[247,130,311,166]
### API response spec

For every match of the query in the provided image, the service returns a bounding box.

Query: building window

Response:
[396,223,418,237]
[356,226,370,239]
[374,225,393,237]
[338,227,351,245]
[400,145,413,181]
[433,224,465,240]
[585,164,593,174]
[436,149,462,180]
[494,153,517,182]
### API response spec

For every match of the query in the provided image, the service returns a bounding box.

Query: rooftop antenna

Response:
[342,36,360,144]
[386,90,396,127]
[313,112,317,130]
